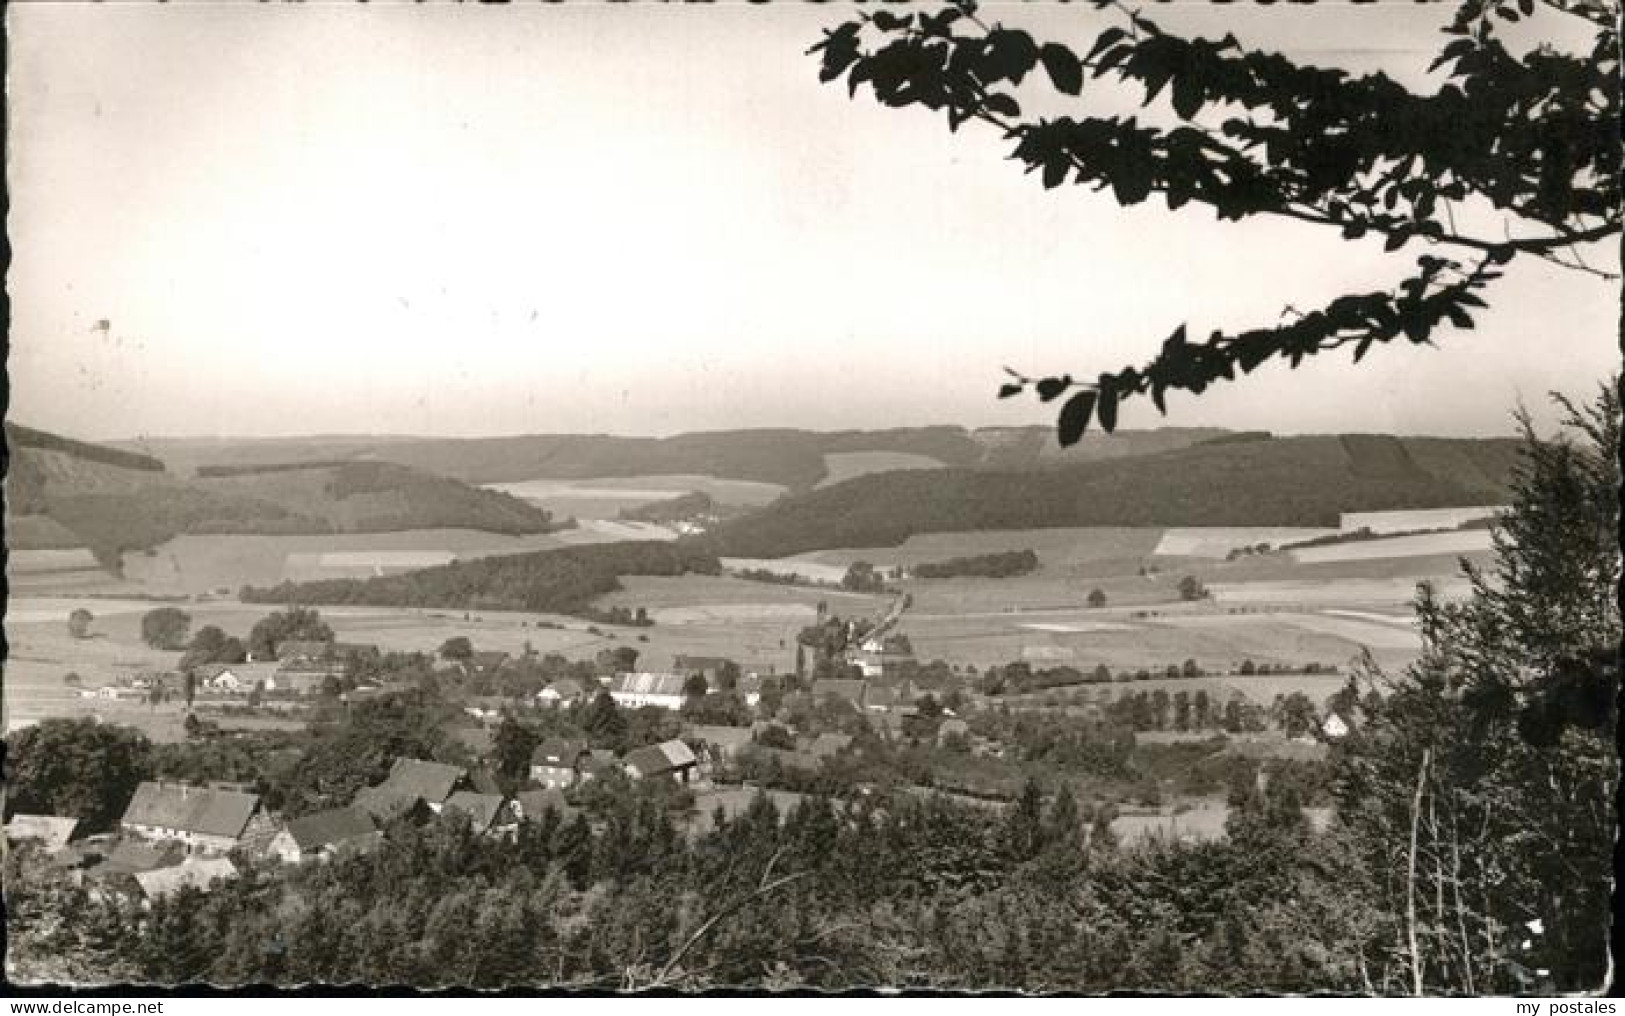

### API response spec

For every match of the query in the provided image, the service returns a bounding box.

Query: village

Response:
[5,579,1360,919]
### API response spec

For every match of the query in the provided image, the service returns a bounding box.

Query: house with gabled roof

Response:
[120,781,271,855]
[687,725,754,764]
[623,740,699,783]
[537,677,588,707]
[609,672,688,710]
[514,789,579,826]
[529,738,589,789]
[276,640,334,664]
[463,651,512,676]
[442,791,516,835]
[5,815,82,853]
[805,732,854,759]
[812,678,869,710]
[364,758,467,812]
[268,807,380,865]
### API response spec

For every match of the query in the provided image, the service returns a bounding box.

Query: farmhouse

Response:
[353,758,468,820]
[463,651,512,676]
[276,640,334,664]
[195,662,280,695]
[529,739,589,788]
[120,781,271,855]
[812,678,869,710]
[537,678,588,707]
[268,807,380,865]
[609,672,688,710]
[687,725,754,763]
[5,815,82,852]
[133,856,238,902]
[443,792,516,835]
[674,654,733,676]
[1321,712,1350,739]
[514,789,579,825]
[805,732,853,759]
[268,662,341,696]
[623,740,699,783]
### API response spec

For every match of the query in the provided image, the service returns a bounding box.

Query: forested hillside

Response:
[241,540,721,614]
[116,425,1237,490]
[5,425,554,566]
[702,435,1522,557]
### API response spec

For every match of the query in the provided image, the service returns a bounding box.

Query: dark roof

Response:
[468,767,503,796]
[514,790,578,824]
[352,787,425,822]
[687,725,754,749]
[674,655,734,671]
[468,651,511,669]
[813,679,868,706]
[121,782,260,840]
[277,640,333,661]
[531,738,588,767]
[540,678,586,698]
[806,732,853,758]
[285,807,377,851]
[623,740,697,778]
[743,745,822,772]
[443,792,510,830]
[378,758,465,803]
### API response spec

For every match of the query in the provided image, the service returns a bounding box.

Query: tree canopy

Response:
[140,607,192,651]
[811,0,1619,442]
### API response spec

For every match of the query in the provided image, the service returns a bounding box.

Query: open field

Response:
[899,601,1420,676]
[112,530,571,595]
[1290,528,1493,563]
[790,527,1165,571]
[816,451,946,487]
[1154,527,1337,558]
[485,473,786,518]
[1207,576,1472,606]
[1339,505,1505,533]
[721,556,850,585]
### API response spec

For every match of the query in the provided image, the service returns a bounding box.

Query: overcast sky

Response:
[8,3,1616,441]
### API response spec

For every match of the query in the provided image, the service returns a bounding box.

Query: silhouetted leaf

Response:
[1097,387,1119,433]
[1039,43,1084,96]
[998,383,1025,399]
[984,93,1022,119]
[1036,375,1073,402]
[1057,389,1097,446]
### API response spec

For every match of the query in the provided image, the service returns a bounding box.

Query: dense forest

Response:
[702,435,1520,557]
[912,549,1039,579]
[242,540,721,615]
[5,422,166,473]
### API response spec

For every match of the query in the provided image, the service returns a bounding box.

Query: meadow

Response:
[815,451,946,487]
[113,530,572,595]
[483,473,787,519]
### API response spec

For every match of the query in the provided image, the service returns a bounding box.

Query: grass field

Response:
[1154,527,1337,558]
[1290,528,1493,563]
[114,530,570,595]
[816,452,946,488]
[1339,506,1505,533]
[485,473,786,518]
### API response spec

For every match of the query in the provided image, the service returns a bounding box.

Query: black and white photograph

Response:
[3,0,1619,997]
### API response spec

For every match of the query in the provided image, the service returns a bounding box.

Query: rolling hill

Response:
[240,539,721,615]
[698,434,1523,558]
[114,425,1237,492]
[4,424,557,568]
